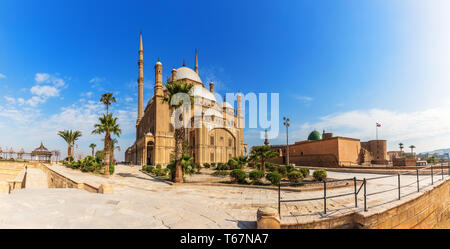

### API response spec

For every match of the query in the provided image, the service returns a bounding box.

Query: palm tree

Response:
[92,114,122,175]
[89,143,96,158]
[235,155,249,169]
[71,131,82,158]
[100,93,116,116]
[162,80,194,183]
[58,130,82,163]
[399,143,404,152]
[409,145,416,157]
[103,138,120,165]
[249,145,279,172]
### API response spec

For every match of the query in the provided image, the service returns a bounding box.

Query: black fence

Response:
[278,162,450,218]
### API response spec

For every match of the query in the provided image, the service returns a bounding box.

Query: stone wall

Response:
[289,154,339,167]
[263,178,450,229]
[393,158,418,166]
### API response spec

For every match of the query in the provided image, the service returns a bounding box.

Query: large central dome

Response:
[171,67,202,83]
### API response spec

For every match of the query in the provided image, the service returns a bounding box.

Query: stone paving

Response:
[0,164,447,228]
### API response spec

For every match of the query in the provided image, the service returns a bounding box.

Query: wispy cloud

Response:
[0,73,6,79]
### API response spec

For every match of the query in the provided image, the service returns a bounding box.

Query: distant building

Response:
[387,151,403,162]
[269,130,387,167]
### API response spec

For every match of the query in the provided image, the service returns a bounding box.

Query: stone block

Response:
[257,207,280,229]
[0,182,10,194]
[99,183,114,194]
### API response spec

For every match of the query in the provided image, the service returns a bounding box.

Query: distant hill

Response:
[420,148,450,155]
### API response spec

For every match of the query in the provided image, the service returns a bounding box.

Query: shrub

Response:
[230,169,247,183]
[313,170,327,181]
[210,162,216,168]
[287,171,303,183]
[227,158,239,170]
[266,172,282,185]
[142,165,154,173]
[203,163,211,168]
[266,163,277,172]
[286,165,295,173]
[277,165,288,177]
[249,170,265,183]
[212,170,229,176]
[216,162,230,171]
[109,164,115,175]
[299,168,310,178]
[154,164,167,176]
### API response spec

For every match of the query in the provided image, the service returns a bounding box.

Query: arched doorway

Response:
[147,141,154,165]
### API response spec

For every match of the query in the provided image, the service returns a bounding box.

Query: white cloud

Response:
[125,97,133,102]
[0,73,6,79]
[4,96,15,104]
[30,85,60,97]
[35,73,50,83]
[294,95,313,104]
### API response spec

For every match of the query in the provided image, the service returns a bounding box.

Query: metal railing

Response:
[277,162,450,218]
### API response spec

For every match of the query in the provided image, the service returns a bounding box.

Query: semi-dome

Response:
[171,66,202,83]
[308,130,322,141]
[221,102,234,109]
[189,84,216,102]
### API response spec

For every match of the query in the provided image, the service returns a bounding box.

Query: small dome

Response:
[221,102,234,109]
[308,130,322,141]
[171,67,202,83]
[155,61,162,66]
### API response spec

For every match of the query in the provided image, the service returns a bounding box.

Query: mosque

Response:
[269,130,388,167]
[125,33,246,166]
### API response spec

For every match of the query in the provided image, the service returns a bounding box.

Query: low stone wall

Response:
[0,163,26,194]
[8,168,27,190]
[258,178,450,229]
[393,158,417,166]
[42,165,113,194]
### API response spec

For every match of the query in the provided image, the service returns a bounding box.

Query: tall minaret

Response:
[195,49,199,74]
[264,129,270,146]
[137,32,144,124]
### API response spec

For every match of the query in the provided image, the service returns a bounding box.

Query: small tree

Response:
[249,170,265,184]
[230,169,247,184]
[249,145,279,172]
[89,143,96,158]
[287,171,303,183]
[266,171,282,185]
[313,170,327,181]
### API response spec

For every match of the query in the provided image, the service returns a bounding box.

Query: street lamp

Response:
[283,117,290,166]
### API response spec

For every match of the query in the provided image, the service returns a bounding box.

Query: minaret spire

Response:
[137,32,144,125]
[195,49,198,74]
[264,129,270,146]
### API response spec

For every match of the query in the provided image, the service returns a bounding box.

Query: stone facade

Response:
[125,34,245,166]
[270,131,387,167]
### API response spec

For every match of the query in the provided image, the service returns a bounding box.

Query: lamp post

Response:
[283,117,290,166]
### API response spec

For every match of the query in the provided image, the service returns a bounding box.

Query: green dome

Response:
[308,130,322,141]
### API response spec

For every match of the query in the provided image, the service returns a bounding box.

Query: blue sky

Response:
[1,0,450,160]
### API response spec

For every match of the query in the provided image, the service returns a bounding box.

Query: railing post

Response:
[441,163,444,180]
[363,178,367,212]
[323,181,327,214]
[354,177,357,207]
[431,164,433,185]
[416,169,419,192]
[278,182,281,218]
[397,174,401,200]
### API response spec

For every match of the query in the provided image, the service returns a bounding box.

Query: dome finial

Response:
[183,58,186,67]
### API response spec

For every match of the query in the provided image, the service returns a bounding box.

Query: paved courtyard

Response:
[0,164,447,228]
